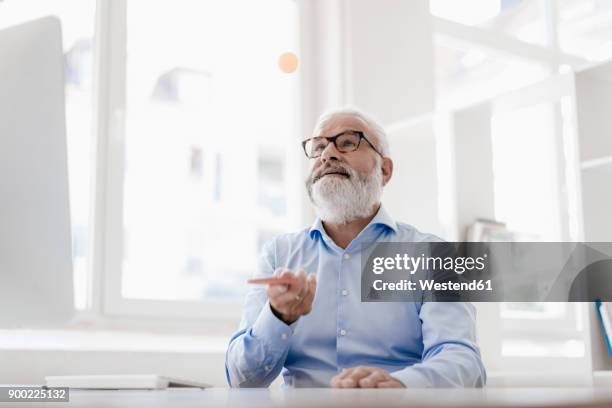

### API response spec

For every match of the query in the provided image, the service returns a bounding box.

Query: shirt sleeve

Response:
[390,302,487,388]
[225,239,297,387]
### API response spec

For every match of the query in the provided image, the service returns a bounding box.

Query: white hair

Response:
[312,107,390,157]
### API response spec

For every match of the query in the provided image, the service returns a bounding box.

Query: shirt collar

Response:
[308,204,398,240]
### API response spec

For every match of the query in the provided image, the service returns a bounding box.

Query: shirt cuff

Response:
[390,367,433,388]
[251,302,297,350]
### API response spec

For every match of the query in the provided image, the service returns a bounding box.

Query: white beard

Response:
[307,163,383,224]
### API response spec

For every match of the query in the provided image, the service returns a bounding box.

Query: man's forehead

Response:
[315,115,369,137]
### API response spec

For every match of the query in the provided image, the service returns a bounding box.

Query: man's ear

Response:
[381,157,393,186]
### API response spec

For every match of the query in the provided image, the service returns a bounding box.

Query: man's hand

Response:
[331,366,405,388]
[268,269,316,325]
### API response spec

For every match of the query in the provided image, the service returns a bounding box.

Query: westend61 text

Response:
[372,279,493,292]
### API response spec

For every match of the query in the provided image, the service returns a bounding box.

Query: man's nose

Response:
[320,141,341,163]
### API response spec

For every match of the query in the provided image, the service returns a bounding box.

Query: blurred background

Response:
[1,0,611,387]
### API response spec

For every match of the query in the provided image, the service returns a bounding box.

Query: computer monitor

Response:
[0,17,74,328]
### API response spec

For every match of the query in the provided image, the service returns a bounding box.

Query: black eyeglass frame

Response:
[301,130,384,159]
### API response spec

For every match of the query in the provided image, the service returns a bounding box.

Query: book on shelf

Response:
[466,218,510,242]
[595,299,612,360]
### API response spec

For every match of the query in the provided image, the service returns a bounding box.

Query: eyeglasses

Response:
[301,130,383,159]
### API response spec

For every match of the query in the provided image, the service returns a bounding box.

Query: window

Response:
[558,0,612,61]
[491,102,561,241]
[0,0,97,310]
[488,99,587,363]
[430,0,598,370]
[103,0,300,314]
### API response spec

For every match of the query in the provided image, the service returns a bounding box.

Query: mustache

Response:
[311,163,352,183]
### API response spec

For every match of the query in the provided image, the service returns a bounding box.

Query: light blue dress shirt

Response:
[225,206,486,388]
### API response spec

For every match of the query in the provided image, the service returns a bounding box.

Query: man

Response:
[225,108,486,388]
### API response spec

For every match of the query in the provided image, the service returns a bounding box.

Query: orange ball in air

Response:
[278,52,299,74]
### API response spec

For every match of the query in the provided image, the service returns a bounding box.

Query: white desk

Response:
[6,388,612,408]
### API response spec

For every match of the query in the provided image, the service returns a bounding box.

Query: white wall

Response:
[343,0,434,125]
[383,119,444,237]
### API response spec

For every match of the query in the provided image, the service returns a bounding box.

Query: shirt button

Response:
[339,329,347,336]
[281,333,288,340]
[265,365,272,371]
[343,254,350,260]
[341,289,348,296]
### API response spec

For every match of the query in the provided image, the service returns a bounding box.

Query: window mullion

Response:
[90,0,127,316]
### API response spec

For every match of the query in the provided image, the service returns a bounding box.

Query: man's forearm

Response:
[225,302,296,387]
[391,342,486,388]
[225,329,283,387]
